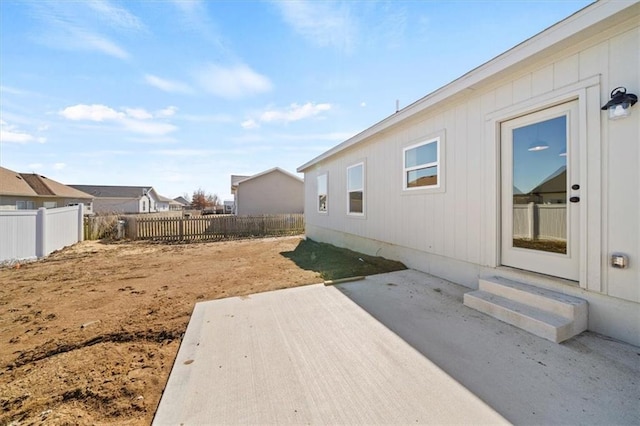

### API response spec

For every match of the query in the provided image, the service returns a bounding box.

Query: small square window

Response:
[403,138,440,190]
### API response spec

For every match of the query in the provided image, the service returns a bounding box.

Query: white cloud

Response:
[194,64,273,99]
[156,106,178,118]
[145,74,194,94]
[53,162,67,170]
[124,108,153,120]
[259,102,331,123]
[59,104,178,136]
[78,31,130,59]
[86,0,145,30]
[274,1,356,52]
[0,120,36,143]
[30,2,132,60]
[360,101,367,107]
[243,103,332,128]
[59,104,124,121]
[241,119,259,130]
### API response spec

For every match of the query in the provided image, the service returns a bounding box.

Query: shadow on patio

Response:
[333,269,640,425]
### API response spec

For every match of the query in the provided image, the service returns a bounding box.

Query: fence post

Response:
[128,217,137,240]
[35,207,47,258]
[179,218,184,241]
[527,202,535,240]
[77,204,85,242]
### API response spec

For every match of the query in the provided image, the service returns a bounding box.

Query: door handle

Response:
[570,196,580,203]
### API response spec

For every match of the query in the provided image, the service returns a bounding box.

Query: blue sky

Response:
[0,0,593,201]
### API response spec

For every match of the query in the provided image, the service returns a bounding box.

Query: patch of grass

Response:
[513,238,566,254]
[280,239,406,281]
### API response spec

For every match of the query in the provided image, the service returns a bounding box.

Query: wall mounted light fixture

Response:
[601,87,637,120]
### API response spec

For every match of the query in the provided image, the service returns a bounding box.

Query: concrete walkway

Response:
[154,269,640,425]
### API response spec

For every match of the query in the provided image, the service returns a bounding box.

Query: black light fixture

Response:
[601,87,637,120]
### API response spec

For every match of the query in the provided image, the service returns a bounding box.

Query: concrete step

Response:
[464,277,588,343]
[478,277,587,320]
[464,290,576,343]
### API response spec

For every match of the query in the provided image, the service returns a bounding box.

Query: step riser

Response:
[464,293,572,343]
[479,279,580,319]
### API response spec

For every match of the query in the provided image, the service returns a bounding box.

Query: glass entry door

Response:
[500,101,580,281]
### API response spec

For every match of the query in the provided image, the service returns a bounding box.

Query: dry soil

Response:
[0,236,405,425]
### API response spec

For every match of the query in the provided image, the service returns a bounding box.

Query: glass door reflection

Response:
[511,116,567,254]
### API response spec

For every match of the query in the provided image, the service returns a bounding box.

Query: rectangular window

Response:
[347,163,364,215]
[403,138,440,189]
[43,201,57,208]
[16,200,35,210]
[317,173,328,213]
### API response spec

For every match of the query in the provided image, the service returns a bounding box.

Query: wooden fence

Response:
[126,214,304,241]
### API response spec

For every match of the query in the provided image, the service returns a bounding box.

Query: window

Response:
[317,173,328,213]
[142,201,146,211]
[403,138,440,189]
[347,163,364,215]
[16,200,35,210]
[43,201,57,208]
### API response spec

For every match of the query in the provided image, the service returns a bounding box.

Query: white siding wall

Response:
[303,13,639,344]
[94,198,140,214]
[237,171,304,216]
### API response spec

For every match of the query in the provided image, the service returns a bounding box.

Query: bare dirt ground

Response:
[0,236,405,425]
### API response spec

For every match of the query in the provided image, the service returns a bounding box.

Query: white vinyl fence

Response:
[0,205,84,264]
[513,203,566,241]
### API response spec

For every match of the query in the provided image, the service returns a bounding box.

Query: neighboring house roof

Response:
[156,194,173,203]
[236,167,303,186]
[231,175,251,192]
[173,196,190,205]
[0,166,92,199]
[530,167,566,195]
[69,185,153,198]
[297,0,633,172]
[1,167,38,196]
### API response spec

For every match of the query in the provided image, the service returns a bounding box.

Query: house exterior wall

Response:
[236,171,304,216]
[93,198,141,214]
[0,196,93,214]
[300,8,640,345]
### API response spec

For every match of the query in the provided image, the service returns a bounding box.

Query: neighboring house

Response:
[232,168,304,216]
[298,1,640,346]
[0,166,93,214]
[173,196,190,210]
[223,200,234,214]
[229,174,250,215]
[69,185,168,214]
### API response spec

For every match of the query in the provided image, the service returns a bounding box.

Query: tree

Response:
[191,188,208,210]
[191,188,221,210]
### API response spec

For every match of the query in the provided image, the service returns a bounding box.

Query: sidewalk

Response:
[154,269,640,425]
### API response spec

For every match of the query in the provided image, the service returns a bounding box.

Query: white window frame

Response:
[43,201,57,209]
[403,137,441,191]
[317,173,328,214]
[16,200,35,210]
[347,162,365,216]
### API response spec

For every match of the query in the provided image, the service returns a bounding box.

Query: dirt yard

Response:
[0,236,405,425]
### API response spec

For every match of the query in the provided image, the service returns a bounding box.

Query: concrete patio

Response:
[153,269,640,425]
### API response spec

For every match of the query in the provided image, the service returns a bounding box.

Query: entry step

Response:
[463,277,587,343]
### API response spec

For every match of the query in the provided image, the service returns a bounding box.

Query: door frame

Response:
[500,100,580,281]
[484,76,601,291]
